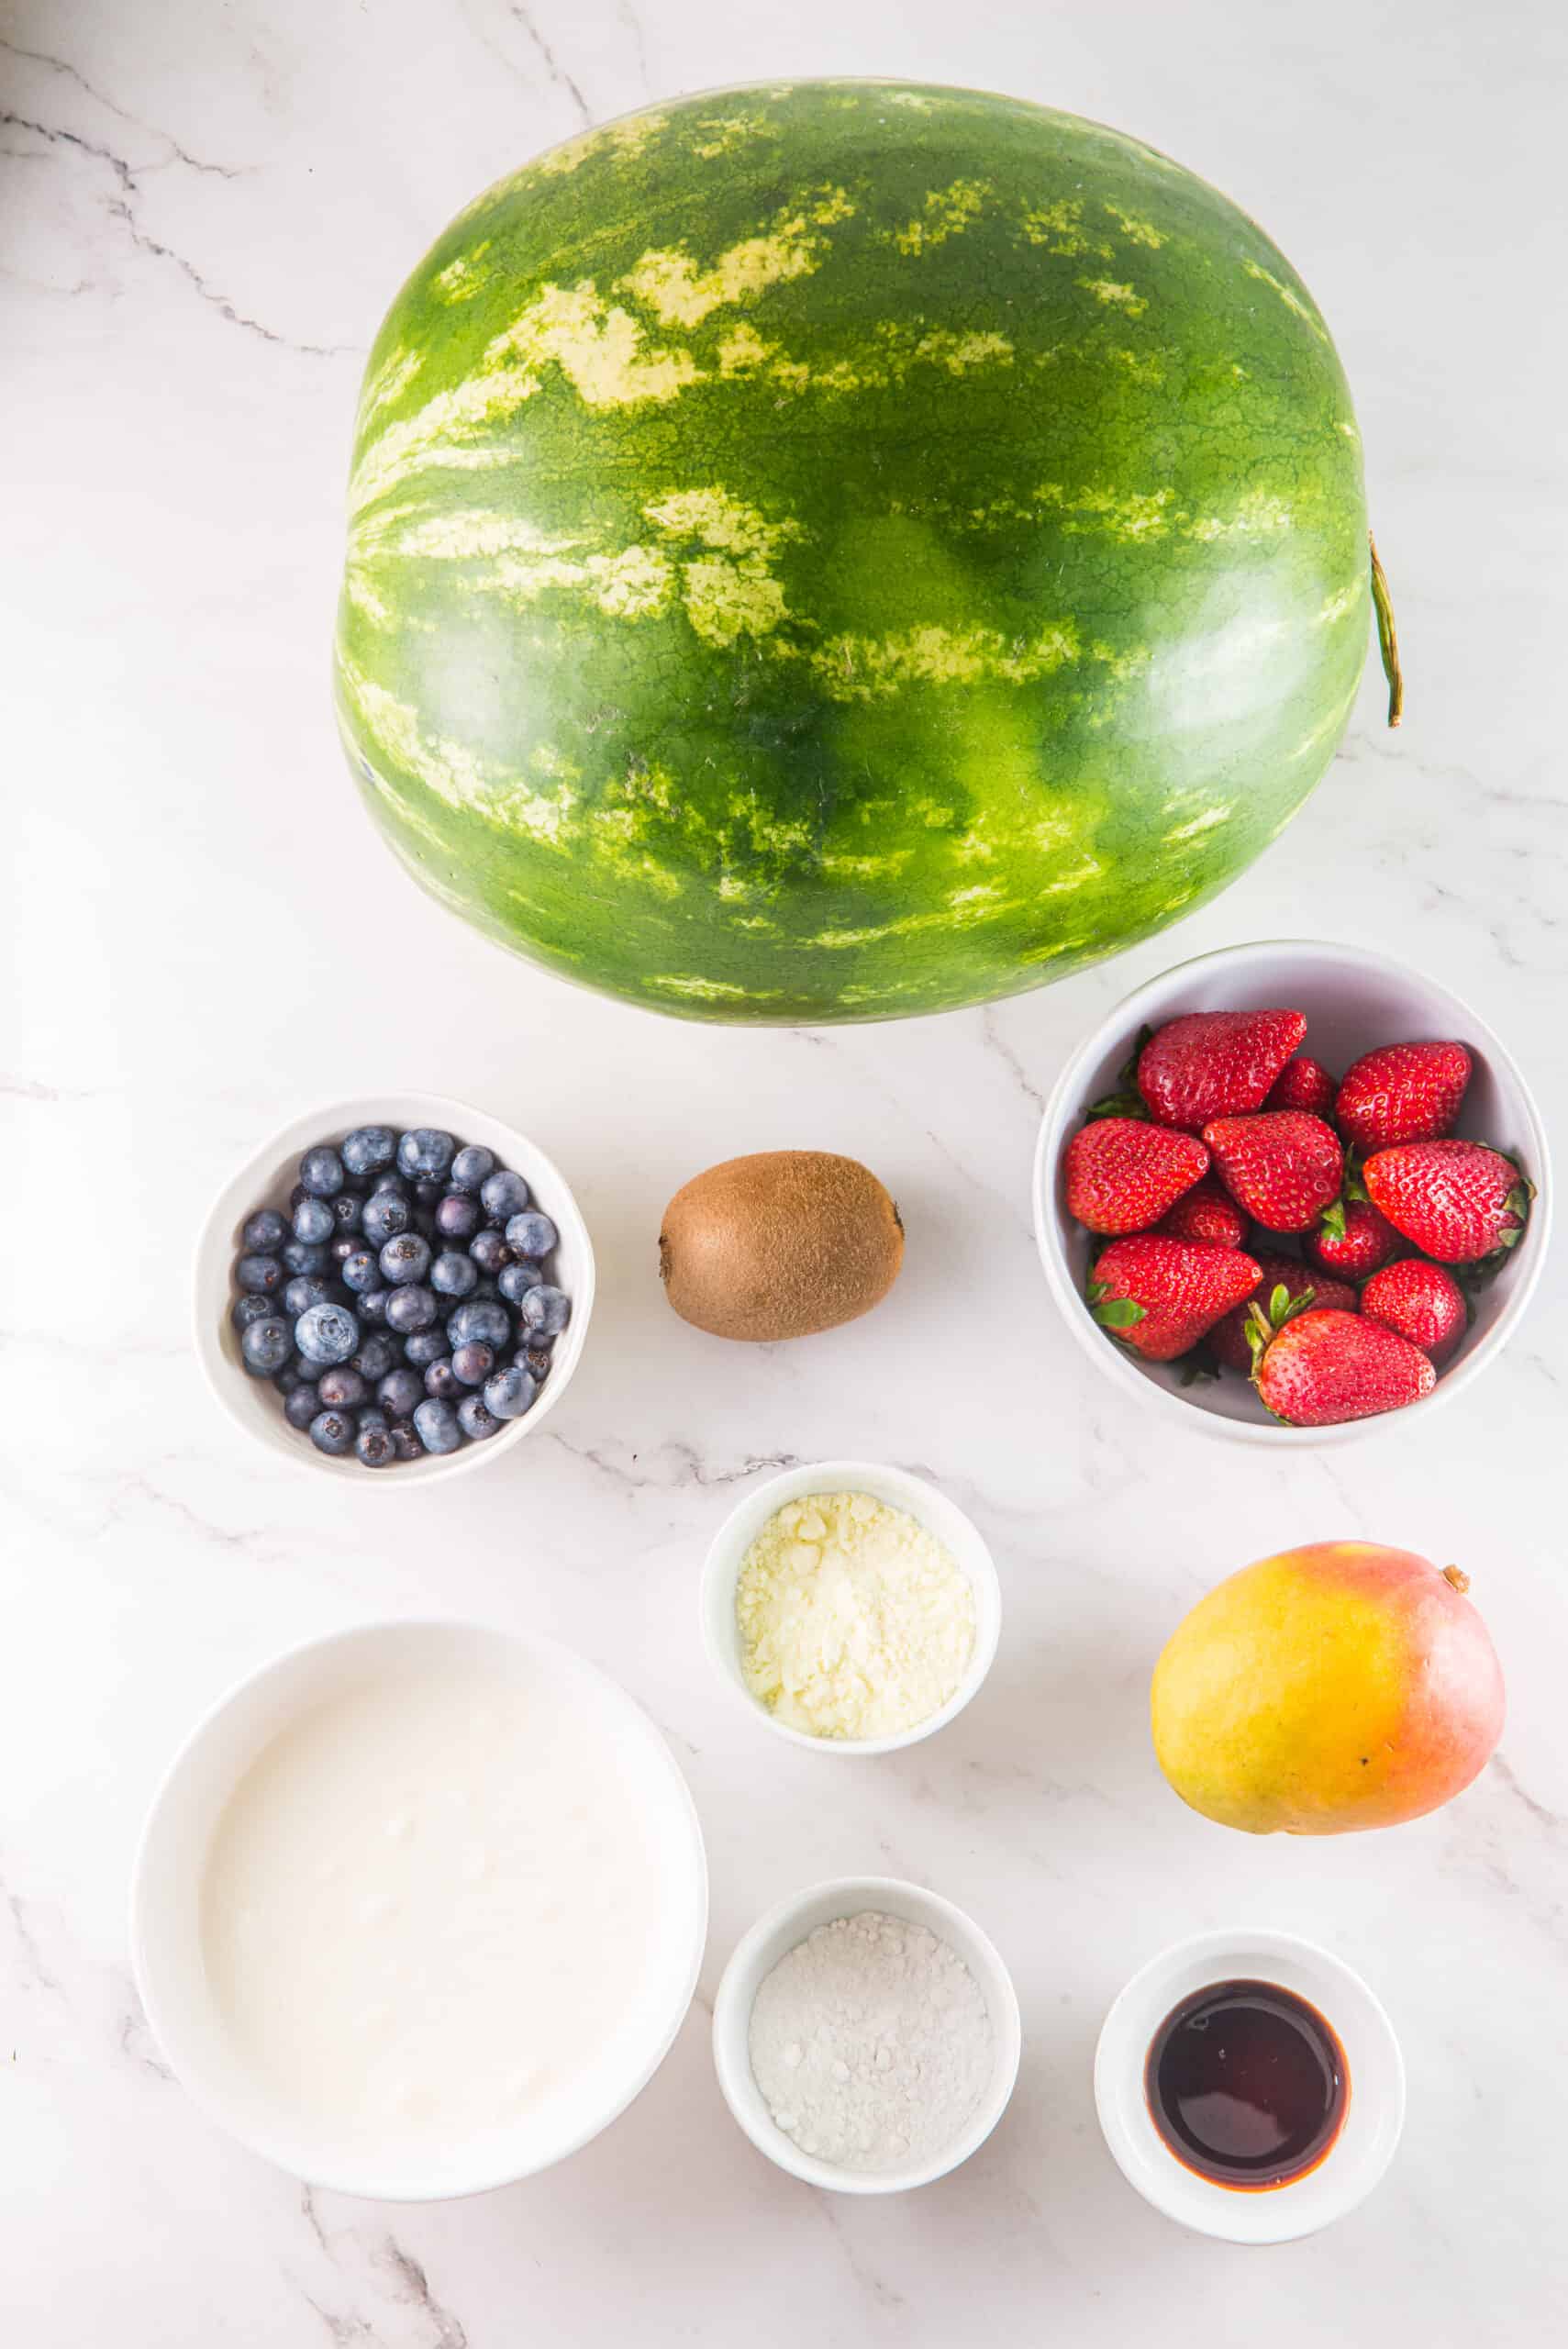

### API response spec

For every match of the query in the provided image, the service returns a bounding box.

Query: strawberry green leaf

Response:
[1093,1297,1146,1330]
[1084,1089,1146,1122]
[1318,1198,1347,1242]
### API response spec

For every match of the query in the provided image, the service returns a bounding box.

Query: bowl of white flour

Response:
[700,1460,1002,1755]
[712,1876,1021,2193]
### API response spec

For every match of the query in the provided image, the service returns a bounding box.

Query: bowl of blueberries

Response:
[195,1094,595,1479]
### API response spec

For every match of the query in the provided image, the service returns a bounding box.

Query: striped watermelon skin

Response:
[336,82,1370,1023]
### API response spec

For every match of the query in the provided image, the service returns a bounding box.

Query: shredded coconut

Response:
[735,1489,976,1740]
[749,1910,995,2172]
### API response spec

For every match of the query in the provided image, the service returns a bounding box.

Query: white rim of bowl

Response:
[712,1874,1022,2194]
[1032,938,1553,1446]
[699,1459,1003,1756]
[193,1091,596,1484]
[1093,1925,1406,2243]
[129,1616,708,2200]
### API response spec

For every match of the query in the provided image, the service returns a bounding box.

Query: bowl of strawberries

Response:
[1033,941,1550,1441]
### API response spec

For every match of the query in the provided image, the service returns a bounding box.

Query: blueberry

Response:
[384,1284,437,1335]
[273,1362,307,1393]
[447,1299,510,1351]
[519,1344,553,1383]
[430,1249,478,1299]
[341,1124,395,1179]
[356,1406,388,1431]
[397,1128,455,1181]
[372,1170,409,1199]
[292,1197,334,1245]
[380,1231,432,1286]
[236,1252,284,1296]
[330,1192,363,1235]
[295,1301,360,1365]
[518,1284,570,1340]
[457,1392,502,1441]
[469,1228,511,1275]
[387,1419,422,1462]
[506,1210,558,1260]
[351,1330,399,1381]
[497,1259,545,1306]
[401,1327,446,1367]
[289,1182,310,1211]
[436,1191,482,1242]
[240,1317,292,1375]
[413,1177,446,1210]
[480,1169,529,1222]
[317,1364,368,1411]
[412,1397,462,1455]
[470,1275,501,1302]
[330,1236,358,1264]
[309,1408,355,1457]
[241,1208,288,1252]
[284,1382,320,1431]
[451,1341,495,1387]
[423,1357,460,1401]
[284,1274,336,1319]
[361,1191,411,1248]
[231,1291,277,1334]
[341,1249,380,1294]
[450,1144,495,1193]
[484,1365,538,1419]
[358,1287,390,1325]
[356,1423,395,1469]
[298,1145,345,1198]
[281,1238,329,1278]
[377,1367,424,1419]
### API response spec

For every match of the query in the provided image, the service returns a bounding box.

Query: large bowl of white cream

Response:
[131,1620,708,2199]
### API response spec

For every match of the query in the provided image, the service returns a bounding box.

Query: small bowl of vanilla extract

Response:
[1094,1929,1405,2244]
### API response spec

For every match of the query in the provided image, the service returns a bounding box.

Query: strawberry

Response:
[1363,1140,1532,1264]
[1307,1197,1404,1282]
[1250,1306,1436,1426]
[1155,1176,1249,1249]
[1334,1041,1472,1153]
[1136,1009,1307,1130]
[1266,1054,1336,1118]
[1087,1236,1260,1363]
[1361,1258,1468,1364]
[1063,1119,1208,1236]
[1202,1111,1343,1232]
[1211,1252,1358,1373]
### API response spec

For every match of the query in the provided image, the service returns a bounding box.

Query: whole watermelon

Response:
[337,82,1374,1024]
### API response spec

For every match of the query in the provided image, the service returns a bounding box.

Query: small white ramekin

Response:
[1094,1927,1405,2243]
[700,1459,1002,1756]
[194,1091,595,1484]
[1033,939,1551,1444]
[130,1618,707,2200]
[712,1875,1022,2194]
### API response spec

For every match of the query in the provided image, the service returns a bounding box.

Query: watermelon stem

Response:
[1369,532,1404,728]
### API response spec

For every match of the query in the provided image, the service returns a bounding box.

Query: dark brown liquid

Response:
[1145,1979,1348,2191]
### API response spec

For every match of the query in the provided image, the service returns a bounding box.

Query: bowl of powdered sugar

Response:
[700,1460,1002,1755]
[712,1876,1021,2193]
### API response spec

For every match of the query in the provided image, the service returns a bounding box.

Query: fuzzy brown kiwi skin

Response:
[658,1151,904,1341]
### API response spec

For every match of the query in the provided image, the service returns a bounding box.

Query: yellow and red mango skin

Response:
[1150,1542,1505,1835]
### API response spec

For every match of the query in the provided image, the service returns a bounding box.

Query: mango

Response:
[1151,1542,1504,1834]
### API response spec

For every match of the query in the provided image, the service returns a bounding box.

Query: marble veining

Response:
[4,1,1566,2342]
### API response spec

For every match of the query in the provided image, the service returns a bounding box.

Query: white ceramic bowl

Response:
[195,1092,595,1483]
[1034,940,1551,1443]
[1094,1926,1405,2243]
[130,1619,708,2200]
[713,1875,1021,2194]
[700,1460,1002,1756]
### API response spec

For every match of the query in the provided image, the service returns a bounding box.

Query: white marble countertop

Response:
[5,1,1565,2340]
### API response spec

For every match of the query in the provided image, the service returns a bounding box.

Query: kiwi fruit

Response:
[658,1151,904,1341]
